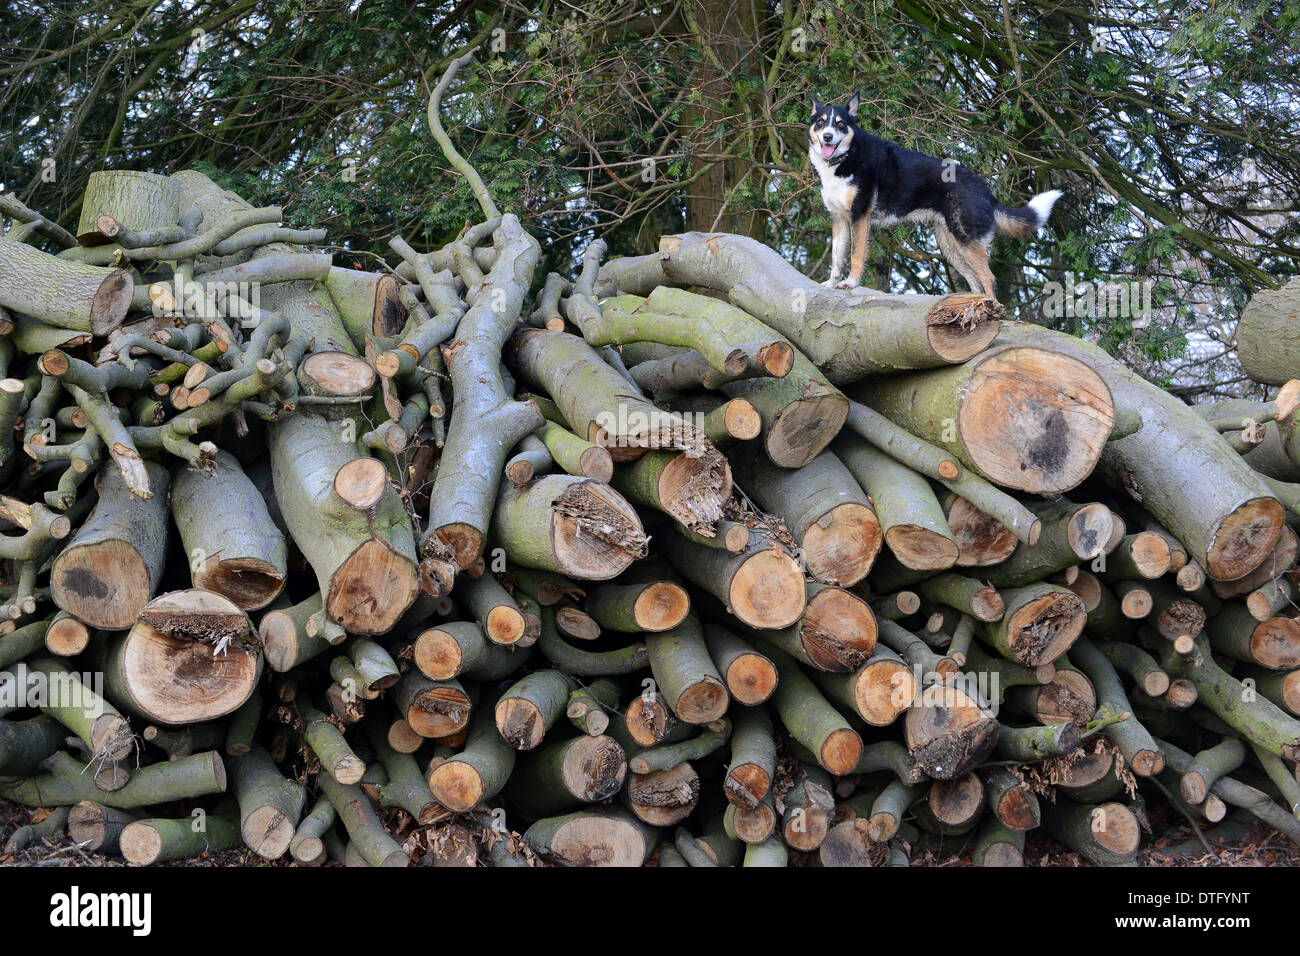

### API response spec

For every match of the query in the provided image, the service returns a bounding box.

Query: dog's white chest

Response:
[810,149,855,216]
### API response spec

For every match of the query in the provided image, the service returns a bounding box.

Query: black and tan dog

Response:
[809,92,1063,294]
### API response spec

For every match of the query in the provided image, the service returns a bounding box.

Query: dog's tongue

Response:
[820,144,836,159]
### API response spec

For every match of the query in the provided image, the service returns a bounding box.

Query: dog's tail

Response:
[994,189,1064,238]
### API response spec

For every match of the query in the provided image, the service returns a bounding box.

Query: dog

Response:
[809,92,1063,295]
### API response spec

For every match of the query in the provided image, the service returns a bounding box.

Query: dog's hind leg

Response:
[934,222,983,294]
[824,216,851,287]
[961,240,997,298]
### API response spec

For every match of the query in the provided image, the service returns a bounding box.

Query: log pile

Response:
[4,89,1300,870]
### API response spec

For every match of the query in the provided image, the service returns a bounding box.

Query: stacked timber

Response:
[2,164,1300,869]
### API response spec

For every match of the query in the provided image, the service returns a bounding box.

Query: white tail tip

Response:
[1027,189,1064,224]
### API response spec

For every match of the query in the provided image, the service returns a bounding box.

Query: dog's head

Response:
[809,92,860,163]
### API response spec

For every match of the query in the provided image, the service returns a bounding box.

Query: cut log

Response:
[67,801,139,854]
[646,615,730,724]
[979,582,1085,666]
[495,669,574,750]
[120,805,241,865]
[719,350,848,468]
[730,448,880,586]
[413,620,519,681]
[260,593,336,672]
[943,494,1019,567]
[1206,602,1300,669]
[459,572,527,646]
[101,589,261,725]
[523,805,654,866]
[611,448,731,533]
[724,706,776,809]
[994,322,1283,581]
[428,701,516,811]
[1179,737,1246,805]
[598,231,1002,382]
[289,795,335,865]
[1161,634,1300,760]
[918,573,1004,622]
[323,267,408,344]
[1044,799,1140,866]
[0,713,65,775]
[77,170,182,244]
[702,624,778,705]
[983,499,1113,587]
[172,450,287,610]
[507,734,627,819]
[423,217,544,569]
[903,679,998,779]
[50,461,169,629]
[0,750,227,810]
[756,640,862,775]
[973,818,1025,866]
[661,528,805,630]
[815,646,915,726]
[1235,276,1300,386]
[269,409,419,634]
[851,341,1115,495]
[491,474,648,580]
[1070,636,1165,775]
[318,773,409,867]
[781,765,836,850]
[836,432,958,571]
[230,745,306,860]
[1097,531,1172,580]
[982,767,1041,831]
[393,670,472,741]
[0,235,132,335]
[584,577,690,633]
[509,327,715,463]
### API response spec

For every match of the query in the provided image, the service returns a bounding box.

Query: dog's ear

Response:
[811,94,825,116]
[846,91,861,119]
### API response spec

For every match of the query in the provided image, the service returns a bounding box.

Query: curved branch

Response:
[427,46,500,220]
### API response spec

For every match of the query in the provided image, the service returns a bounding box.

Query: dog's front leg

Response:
[823,216,850,287]
[838,214,871,289]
